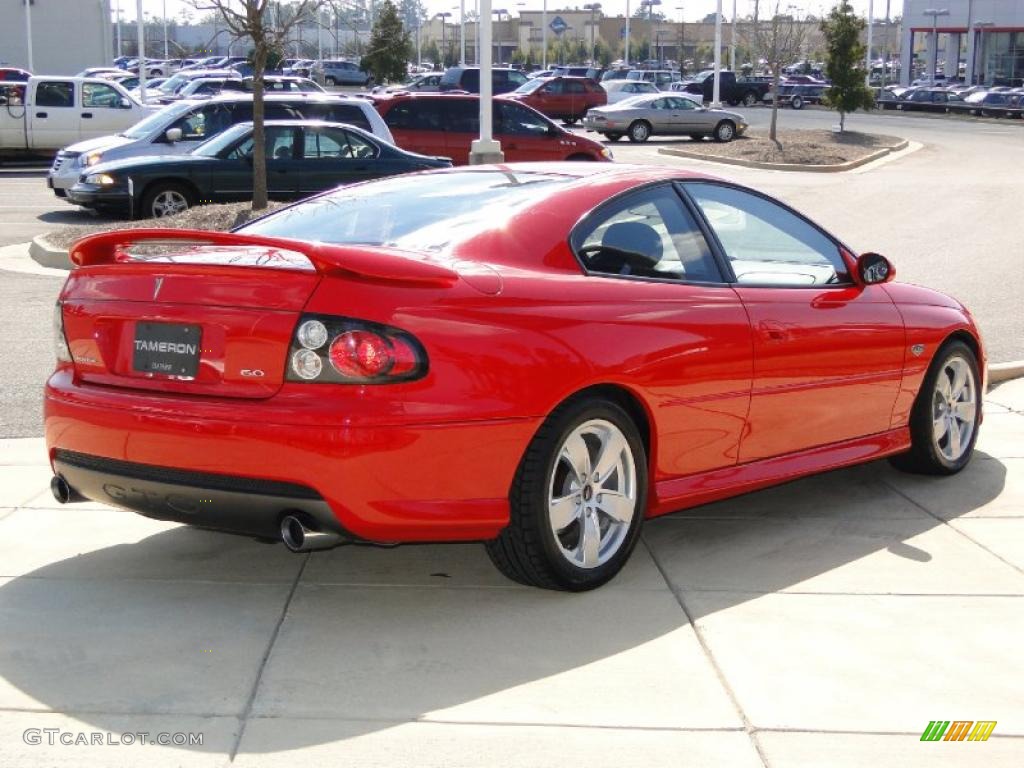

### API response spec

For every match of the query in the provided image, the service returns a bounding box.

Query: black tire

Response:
[627,120,651,143]
[140,181,195,220]
[713,120,736,142]
[604,132,623,142]
[689,133,705,141]
[563,116,579,125]
[485,397,648,591]
[889,340,981,476]
[791,95,805,110]
[742,91,758,107]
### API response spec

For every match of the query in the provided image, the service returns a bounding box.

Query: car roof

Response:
[204,92,362,105]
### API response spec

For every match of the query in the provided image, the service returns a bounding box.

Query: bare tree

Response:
[746,1,807,146]
[189,0,325,211]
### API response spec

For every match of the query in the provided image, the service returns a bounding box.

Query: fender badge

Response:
[911,344,925,357]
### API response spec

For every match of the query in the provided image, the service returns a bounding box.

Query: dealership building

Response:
[902,0,1024,85]
[2,0,113,75]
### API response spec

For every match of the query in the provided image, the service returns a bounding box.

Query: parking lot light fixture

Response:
[923,8,949,84]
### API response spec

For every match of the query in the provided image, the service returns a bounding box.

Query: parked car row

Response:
[878,84,1024,117]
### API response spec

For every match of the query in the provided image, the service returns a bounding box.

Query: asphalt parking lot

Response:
[0,104,1022,766]
[1,379,1022,766]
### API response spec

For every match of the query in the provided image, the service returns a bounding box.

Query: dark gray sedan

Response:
[582,95,748,143]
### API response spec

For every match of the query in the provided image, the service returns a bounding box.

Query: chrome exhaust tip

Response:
[50,475,83,504]
[280,514,343,552]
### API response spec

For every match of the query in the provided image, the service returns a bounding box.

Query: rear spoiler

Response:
[69,228,459,287]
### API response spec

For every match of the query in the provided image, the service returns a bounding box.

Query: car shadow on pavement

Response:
[0,453,1008,754]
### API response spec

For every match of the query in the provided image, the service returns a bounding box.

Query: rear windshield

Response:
[514,79,545,94]
[238,170,573,251]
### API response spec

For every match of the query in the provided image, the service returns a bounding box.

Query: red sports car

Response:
[45,164,984,591]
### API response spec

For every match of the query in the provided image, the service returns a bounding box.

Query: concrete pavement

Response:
[1,379,1021,767]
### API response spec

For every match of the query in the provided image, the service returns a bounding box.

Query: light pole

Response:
[972,20,994,85]
[712,0,722,107]
[865,0,873,86]
[542,0,548,68]
[583,3,601,66]
[470,0,503,163]
[493,8,508,65]
[641,0,662,63]
[460,0,466,64]
[162,0,169,59]
[923,8,949,84]
[136,0,146,104]
[729,0,736,71]
[24,0,34,71]
[674,5,684,71]
[115,0,122,59]
[624,0,630,66]
[437,12,452,66]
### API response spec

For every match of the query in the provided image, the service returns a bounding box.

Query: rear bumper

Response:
[53,449,344,541]
[44,371,538,543]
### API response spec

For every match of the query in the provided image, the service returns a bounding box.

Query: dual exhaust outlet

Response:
[50,475,342,553]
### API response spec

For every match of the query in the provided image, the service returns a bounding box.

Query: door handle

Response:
[35,111,47,118]
[758,321,790,342]
[81,112,93,119]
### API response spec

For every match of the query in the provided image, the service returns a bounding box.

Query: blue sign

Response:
[549,16,568,36]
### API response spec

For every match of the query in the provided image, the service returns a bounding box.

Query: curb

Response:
[29,234,72,270]
[658,138,909,173]
[989,360,1024,386]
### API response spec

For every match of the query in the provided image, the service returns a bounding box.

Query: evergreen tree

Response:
[820,1,875,131]
[362,0,412,84]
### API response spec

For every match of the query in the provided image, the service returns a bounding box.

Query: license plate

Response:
[133,322,201,377]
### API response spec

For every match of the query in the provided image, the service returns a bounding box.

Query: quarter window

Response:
[572,185,721,282]
[684,183,850,286]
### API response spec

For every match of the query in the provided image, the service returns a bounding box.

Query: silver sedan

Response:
[583,95,748,143]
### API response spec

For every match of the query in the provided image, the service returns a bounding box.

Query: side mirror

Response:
[119,97,132,109]
[857,252,895,285]
[547,124,561,138]
[164,127,183,143]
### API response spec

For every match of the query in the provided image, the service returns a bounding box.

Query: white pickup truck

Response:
[0,76,155,160]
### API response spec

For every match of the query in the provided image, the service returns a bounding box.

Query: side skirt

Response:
[649,428,910,517]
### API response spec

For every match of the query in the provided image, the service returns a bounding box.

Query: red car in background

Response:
[0,68,32,82]
[374,93,611,165]
[506,76,608,124]
[46,164,984,591]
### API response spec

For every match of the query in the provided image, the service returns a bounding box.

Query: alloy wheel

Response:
[151,189,189,218]
[931,355,977,463]
[547,419,637,569]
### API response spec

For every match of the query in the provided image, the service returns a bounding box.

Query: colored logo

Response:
[549,16,568,36]
[920,721,997,742]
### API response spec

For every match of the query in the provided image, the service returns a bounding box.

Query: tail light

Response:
[53,302,71,363]
[286,314,427,384]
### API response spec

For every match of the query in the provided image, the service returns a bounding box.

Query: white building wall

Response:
[2,0,112,75]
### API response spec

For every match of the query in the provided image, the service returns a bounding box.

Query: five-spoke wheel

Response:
[891,340,980,475]
[486,397,647,591]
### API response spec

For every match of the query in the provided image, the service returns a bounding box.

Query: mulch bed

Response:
[681,129,905,165]
[46,202,287,250]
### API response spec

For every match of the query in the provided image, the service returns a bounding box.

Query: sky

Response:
[120,0,895,24]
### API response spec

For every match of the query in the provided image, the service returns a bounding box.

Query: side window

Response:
[266,126,297,160]
[684,183,850,286]
[303,127,377,159]
[571,185,721,282]
[542,80,564,94]
[509,71,528,87]
[496,102,549,136]
[669,97,696,110]
[446,99,479,133]
[82,83,122,108]
[324,104,372,132]
[36,81,74,108]
[462,70,480,91]
[565,80,586,94]
[382,101,413,129]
